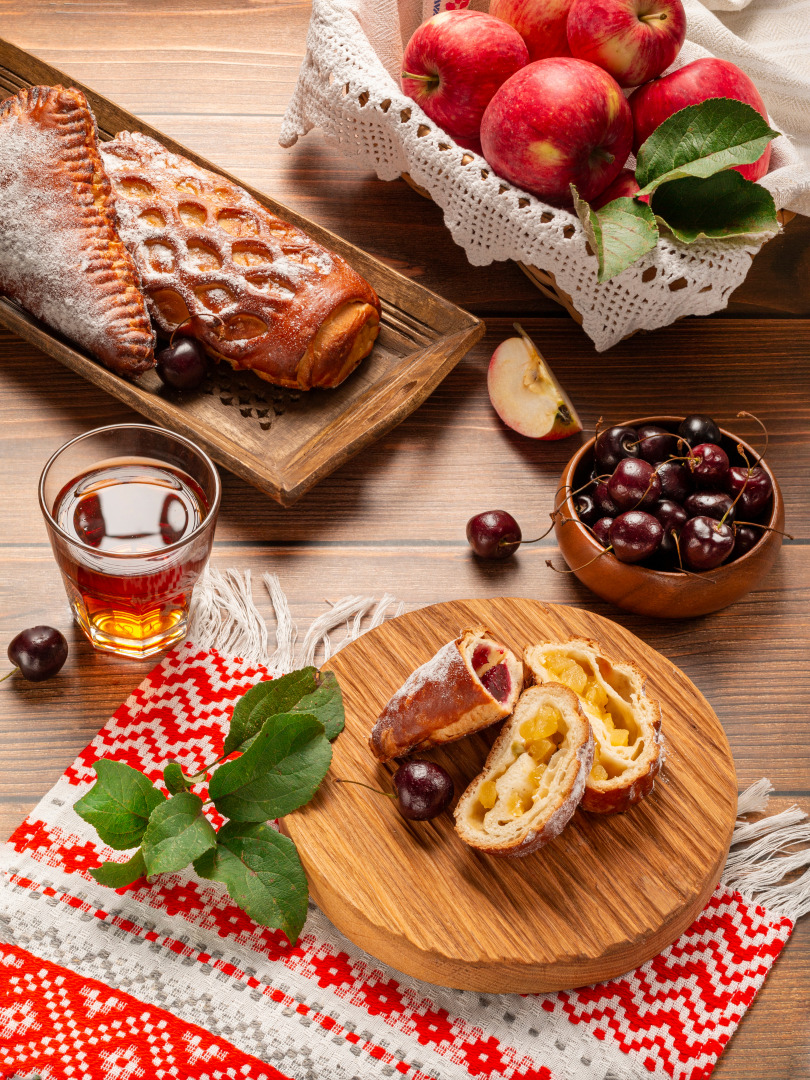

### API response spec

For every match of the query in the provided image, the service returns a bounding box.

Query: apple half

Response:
[487,329,582,440]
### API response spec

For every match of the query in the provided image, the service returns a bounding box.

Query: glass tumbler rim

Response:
[38,422,222,560]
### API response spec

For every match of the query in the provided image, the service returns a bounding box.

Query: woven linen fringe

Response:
[187,569,810,924]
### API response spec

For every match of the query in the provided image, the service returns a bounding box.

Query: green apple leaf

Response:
[194,821,308,945]
[291,670,344,741]
[224,668,319,757]
[209,712,331,822]
[652,170,779,243]
[141,792,217,876]
[573,185,659,283]
[163,762,196,795]
[74,759,165,850]
[636,98,779,197]
[90,849,147,889]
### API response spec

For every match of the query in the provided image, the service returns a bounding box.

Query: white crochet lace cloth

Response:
[280,0,810,351]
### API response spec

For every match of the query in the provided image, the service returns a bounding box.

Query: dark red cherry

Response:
[654,498,688,535]
[479,662,512,703]
[594,426,640,472]
[681,516,735,571]
[726,465,773,518]
[690,443,729,488]
[393,760,454,820]
[7,626,68,682]
[732,524,761,559]
[593,482,620,518]
[156,337,208,391]
[591,516,614,547]
[607,458,661,511]
[684,491,736,524]
[636,424,679,463]
[466,511,521,559]
[609,511,663,563]
[678,414,721,447]
[655,460,693,503]
[573,492,599,526]
[73,493,105,547]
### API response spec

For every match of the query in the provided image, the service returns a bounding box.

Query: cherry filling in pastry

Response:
[472,644,512,703]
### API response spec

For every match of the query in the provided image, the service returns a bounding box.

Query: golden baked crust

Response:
[454,683,594,857]
[524,636,664,815]
[369,625,523,762]
[0,85,154,377]
[101,131,381,390]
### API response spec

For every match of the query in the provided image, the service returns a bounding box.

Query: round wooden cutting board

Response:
[283,598,737,993]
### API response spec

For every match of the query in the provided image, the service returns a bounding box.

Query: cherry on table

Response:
[466,510,522,559]
[690,443,730,488]
[608,458,661,511]
[726,465,773,518]
[156,336,209,391]
[655,460,693,503]
[636,424,679,463]
[681,516,735,571]
[684,491,736,524]
[594,425,640,472]
[678,414,721,447]
[393,760,455,820]
[609,511,663,563]
[6,626,68,683]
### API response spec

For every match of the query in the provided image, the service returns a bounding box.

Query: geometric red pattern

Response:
[0,941,290,1080]
[1,643,797,1080]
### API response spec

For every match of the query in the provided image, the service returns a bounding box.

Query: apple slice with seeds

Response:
[487,325,582,440]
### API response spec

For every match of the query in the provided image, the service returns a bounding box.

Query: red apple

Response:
[567,0,686,88]
[480,58,633,206]
[401,10,529,143]
[488,332,582,440]
[490,0,573,62]
[630,58,772,180]
[591,167,641,208]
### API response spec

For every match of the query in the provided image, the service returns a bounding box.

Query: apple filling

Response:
[530,649,643,782]
[476,700,570,825]
[471,643,512,704]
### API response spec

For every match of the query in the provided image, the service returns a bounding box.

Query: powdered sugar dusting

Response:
[384,639,460,712]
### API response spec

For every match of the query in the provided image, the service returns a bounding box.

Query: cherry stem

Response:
[735,521,795,539]
[335,778,396,800]
[169,313,224,349]
[0,667,18,683]
[737,410,768,467]
[546,547,611,574]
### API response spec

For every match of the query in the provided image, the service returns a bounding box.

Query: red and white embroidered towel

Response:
[2,641,809,1080]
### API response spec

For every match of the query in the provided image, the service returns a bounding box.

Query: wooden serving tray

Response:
[0,39,483,506]
[284,598,738,994]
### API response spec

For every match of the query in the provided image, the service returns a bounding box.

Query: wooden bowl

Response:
[554,416,784,618]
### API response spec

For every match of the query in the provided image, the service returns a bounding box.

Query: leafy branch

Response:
[74,666,344,945]
[573,97,781,283]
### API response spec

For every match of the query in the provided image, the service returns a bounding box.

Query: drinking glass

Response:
[39,424,221,658]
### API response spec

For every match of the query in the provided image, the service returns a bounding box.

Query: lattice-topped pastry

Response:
[101,132,381,390]
[0,86,154,377]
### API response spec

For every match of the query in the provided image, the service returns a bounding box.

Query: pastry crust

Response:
[0,85,154,377]
[101,131,381,390]
[369,625,523,762]
[454,683,593,857]
[524,637,664,814]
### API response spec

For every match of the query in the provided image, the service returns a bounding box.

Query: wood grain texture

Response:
[282,598,737,992]
[0,3,807,1075]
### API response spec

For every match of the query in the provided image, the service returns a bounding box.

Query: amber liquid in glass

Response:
[52,459,210,656]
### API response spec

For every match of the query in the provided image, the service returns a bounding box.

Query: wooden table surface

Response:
[0,3,808,1077]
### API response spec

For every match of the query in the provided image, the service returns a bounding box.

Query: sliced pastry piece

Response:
[101,132,381,390]
[369,625,523,762]
[524,638,663,814]
[454,683,593,857]
[0,85,154,377]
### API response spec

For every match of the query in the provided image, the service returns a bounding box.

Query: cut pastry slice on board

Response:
[0,85,154,377]
[369,625,523,762]
[454,683,594,856]
[524,638,663,814]
[101,131,381,390]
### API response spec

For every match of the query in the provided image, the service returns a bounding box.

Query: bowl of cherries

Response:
[554,414,785,618]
